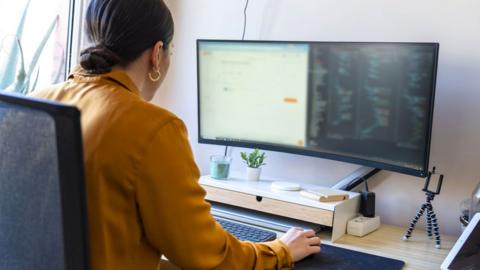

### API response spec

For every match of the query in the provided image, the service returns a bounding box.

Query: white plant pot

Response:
[246,167,261,181]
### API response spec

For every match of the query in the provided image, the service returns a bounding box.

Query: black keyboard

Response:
[215,217,277,242]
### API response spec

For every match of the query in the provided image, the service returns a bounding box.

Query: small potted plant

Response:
[240,149,266,181]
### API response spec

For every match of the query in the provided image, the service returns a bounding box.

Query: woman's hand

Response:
[280,227,321,262]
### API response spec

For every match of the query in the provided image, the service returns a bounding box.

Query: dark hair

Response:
[80,0,174,74]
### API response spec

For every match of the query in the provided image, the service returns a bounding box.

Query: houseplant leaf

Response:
[5,40,27,93]
[24,16,58,94]
[28,67,40,94]
[0,0,32,90]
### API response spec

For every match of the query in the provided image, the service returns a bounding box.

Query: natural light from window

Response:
[0,0,70,92]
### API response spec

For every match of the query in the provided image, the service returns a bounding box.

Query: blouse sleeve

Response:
[134,119,293,270]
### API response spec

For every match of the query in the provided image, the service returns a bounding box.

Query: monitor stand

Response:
[199,175,361,242]
[331,167,380,191]
[270,166,379,192]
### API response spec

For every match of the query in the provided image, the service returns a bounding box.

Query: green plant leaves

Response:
[23,15,58,94]
[5,40,27,93]
[240,149,267,168]
[241,152,248,162]
[0,0,32,90]
[2,6,58,94]
[0,0,58,94]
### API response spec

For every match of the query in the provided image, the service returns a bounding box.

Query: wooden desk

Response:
[198,176,457,269]
[160,225,456,270]
[319,225,456,270]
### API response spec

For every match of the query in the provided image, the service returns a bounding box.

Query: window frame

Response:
[66,0,89,75]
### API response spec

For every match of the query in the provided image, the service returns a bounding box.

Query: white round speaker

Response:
[271,181,302,191]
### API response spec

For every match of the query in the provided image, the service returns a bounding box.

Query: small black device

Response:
[403,167,444,248]
[360,179,376,218]
[215,217,277,242]
[361,193,376,218]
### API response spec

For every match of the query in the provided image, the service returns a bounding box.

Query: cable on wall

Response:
[225,0,250,157]
[242,0,250,40]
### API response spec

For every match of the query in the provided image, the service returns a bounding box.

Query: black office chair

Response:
[0,92,89,270]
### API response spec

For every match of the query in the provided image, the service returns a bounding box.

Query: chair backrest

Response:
[0,93,89,270]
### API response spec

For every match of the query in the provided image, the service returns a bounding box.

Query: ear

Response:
[150,41,164,70]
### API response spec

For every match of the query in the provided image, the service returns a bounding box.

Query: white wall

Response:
[157,0,480,236]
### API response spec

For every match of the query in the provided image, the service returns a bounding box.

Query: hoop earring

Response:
[148,69,161,82]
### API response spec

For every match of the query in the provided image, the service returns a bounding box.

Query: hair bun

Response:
[80,45,122,74]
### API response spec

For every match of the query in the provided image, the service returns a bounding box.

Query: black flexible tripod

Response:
[402,167,444,249]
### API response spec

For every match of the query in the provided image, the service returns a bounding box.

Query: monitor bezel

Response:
[196,39,439,178]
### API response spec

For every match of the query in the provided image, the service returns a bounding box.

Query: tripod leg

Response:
[426,203,433,239]
[403,204,426,241]
[429,205,441,249]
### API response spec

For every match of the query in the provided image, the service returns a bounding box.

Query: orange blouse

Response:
[30,67,293,270]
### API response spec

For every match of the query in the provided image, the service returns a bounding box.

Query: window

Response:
[0,0,74,92]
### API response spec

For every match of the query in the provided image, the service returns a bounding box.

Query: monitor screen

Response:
[197,40,439,177]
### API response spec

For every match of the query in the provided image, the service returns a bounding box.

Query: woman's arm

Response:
[134,119,294,270]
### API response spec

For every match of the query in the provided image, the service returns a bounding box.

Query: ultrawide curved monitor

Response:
[197,40,439,177]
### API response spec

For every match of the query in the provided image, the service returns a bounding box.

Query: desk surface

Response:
[320,224,456,270]
[161,224,456,270]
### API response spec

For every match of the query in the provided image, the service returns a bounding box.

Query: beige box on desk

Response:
[200,175,360,242]
[300,188,349,202]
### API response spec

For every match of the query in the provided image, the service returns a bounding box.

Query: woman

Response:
[32,0,321,269]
